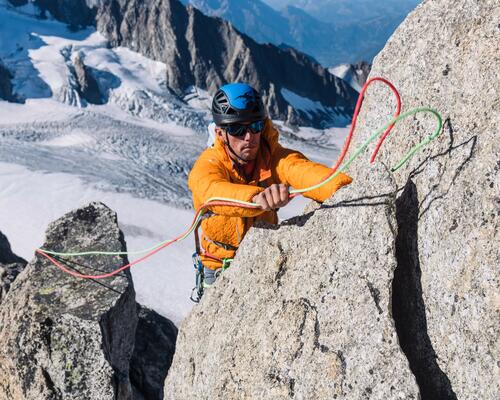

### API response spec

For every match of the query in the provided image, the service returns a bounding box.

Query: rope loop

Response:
[36,78,443,279]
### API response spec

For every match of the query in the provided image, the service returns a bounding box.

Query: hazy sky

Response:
[262,0,421,24]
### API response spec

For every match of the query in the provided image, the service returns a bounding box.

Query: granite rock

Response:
[350,0,499,398]
[164,0,499,398]
[0,231,27,304]
[0,202,137,399]
[164,163,420,399]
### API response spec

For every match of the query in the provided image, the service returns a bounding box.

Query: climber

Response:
[188,82,353,301]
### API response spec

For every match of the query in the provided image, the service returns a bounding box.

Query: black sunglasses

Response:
[221,120,265,137]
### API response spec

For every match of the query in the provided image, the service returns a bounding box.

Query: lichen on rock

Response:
[0,202,137,399]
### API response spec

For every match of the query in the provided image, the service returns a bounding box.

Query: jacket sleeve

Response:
[274,144,353,202]
[188,155,266,217]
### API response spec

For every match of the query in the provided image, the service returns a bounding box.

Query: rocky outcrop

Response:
[0,202,179,400]
[350,0,499,398]
[0,231,27,304]
[73,52,105,105]
[0,203,138,399]
[0,60,16,103]
[164,0,499,398]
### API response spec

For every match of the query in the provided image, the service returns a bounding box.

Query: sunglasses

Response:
[221,120,265,137]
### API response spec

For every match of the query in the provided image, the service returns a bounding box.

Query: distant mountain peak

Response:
[183,0,421,66]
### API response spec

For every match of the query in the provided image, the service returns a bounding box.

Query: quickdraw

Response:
[190,224,233,302]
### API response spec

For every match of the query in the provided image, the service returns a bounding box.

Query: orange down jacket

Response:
[188,118,353,270]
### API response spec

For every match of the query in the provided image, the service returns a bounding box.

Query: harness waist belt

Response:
[202,234,239,251]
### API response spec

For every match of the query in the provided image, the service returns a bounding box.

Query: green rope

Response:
[39,107,442,258]
[290,107,442,194]
[39,209,207,256]
[222,258,233,270]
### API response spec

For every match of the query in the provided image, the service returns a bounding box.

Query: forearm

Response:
[276,147,353,202]
[199,181,266,217]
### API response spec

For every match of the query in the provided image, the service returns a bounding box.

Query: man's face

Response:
[216,121,262,162]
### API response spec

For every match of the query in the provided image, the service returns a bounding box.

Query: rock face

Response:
[73,52,105,105]
[0,202,179,400]
[350,0,499,398]
[0,231,27,304]
[164,0,499,399]
[0,60,16,102]
[165,164,420,399]
[0,202,138,399]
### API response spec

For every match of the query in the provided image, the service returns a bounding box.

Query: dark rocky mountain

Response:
[96,0,357,127]
[182,0,421,66]
[8,0,358,128]
[73,52,105,104]
[0,60,16,102]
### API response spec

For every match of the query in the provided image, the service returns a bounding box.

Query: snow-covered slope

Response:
[0,0,349,323]
[329,62,371,92]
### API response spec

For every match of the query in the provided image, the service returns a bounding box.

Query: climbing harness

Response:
[35,77,444,287]
[190,258,232,303]
[190,224,233,302]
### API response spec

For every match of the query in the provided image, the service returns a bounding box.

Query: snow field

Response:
[0,162,195,323]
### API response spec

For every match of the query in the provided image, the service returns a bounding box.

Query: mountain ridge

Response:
[6,0,357,128]
[182,0,421,66]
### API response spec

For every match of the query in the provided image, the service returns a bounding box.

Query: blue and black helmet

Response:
[211,83,267,125]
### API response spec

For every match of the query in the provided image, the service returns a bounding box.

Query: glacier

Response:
[0,0,348,323]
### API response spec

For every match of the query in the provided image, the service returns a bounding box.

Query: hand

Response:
[252,184,290,211]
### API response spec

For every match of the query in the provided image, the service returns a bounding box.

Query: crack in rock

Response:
[392,180,458,400]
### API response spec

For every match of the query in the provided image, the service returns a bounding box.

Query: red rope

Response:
[289,76,401,199]
[35,200,257,279]
[37,77,402,279]
[336,76,401,168]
